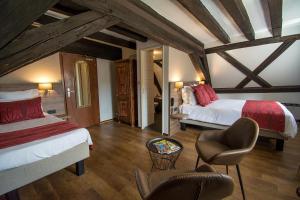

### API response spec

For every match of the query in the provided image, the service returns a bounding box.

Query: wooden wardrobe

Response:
[115,58,138,127]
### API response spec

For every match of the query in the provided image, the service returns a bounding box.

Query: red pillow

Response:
[0,97,44,124]
[204,84,218,101]
[193,85,211,106]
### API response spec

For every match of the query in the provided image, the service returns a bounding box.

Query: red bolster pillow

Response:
[193,85,211,106]
[204,84,218,101]
[0,97,44,124]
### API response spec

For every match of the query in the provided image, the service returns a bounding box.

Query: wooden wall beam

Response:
[189,53,210,83]
[72,0,205,54]
[0,11,120,77]
[154,59,162,68]
[236,40,295,88]
[0,0,58,49]
[220,0,255,41]
[217,52,272,88]
[177,0,230,44]
[205,34,300,54]
[215,86,300,93]
[267,0,283,37]
[200,55,211,85]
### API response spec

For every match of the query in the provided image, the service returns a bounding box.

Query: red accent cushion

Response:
[193,85,211,106]
[0,97,44,124]
[204,84,218,101]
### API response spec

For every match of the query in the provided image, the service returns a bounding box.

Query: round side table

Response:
[146,137,183,171]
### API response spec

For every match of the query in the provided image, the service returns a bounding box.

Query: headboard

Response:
[0,83,66,115]
[169,81,199,113]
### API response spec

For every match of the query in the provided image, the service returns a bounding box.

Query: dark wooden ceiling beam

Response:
[215,85,300,93]
[107,25,147,42]
[205,34,300,54]
[267,0,283,37]
[88,32,136,49]
[177,0,230,44]
[71,0,205,54]
[36,14,136,49]
[189,53,211,83]
[0,0,58,49]
[236,40,295,88]
[61,39,122,60]
[0,11,120,77]
[220,0,255,41]
[217,52,272,88]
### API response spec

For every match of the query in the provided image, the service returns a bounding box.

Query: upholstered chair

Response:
[195,117,259,200]
[135,164,234,200]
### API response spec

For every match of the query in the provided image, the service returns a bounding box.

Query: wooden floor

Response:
[18,122,300,200]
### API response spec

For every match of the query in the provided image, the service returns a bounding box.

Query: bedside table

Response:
[170,113,189,135]
[170,113,188,120]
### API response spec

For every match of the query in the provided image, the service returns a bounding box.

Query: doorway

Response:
[60,52,100,127]
[140,47,165,133]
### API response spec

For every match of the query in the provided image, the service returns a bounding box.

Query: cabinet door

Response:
[116,60,132,125]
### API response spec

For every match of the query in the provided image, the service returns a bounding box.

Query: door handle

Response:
[67,88,75,98]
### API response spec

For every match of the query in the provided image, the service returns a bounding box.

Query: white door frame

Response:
[137,45,169,134]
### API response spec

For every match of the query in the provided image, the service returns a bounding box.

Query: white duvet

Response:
[0,114,92,171]
[180,99,298,138]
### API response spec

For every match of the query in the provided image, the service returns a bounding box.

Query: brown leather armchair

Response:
[195,117,259,200]
[135,164,234,200]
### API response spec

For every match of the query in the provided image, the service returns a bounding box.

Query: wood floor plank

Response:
[17,121,300,200]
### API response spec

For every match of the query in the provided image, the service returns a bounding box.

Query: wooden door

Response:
[115,59,136,126]
[60,52,99,127]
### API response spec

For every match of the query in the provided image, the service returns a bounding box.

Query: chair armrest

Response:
[135,168,151,199]
[197,130,226,143]
[209,148,251,165]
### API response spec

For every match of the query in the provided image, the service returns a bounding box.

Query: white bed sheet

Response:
[180,99,298,138]
[0,114,92,171]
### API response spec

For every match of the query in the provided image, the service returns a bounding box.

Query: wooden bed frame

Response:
[0,142,90,200]
[179,119,287,151]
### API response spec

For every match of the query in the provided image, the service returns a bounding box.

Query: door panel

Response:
[60,52,99,127]
[115,59,137,126]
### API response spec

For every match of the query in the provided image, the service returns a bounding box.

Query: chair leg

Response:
[226,165,229,175]
[195,155,200,169]
[236,164,246,200]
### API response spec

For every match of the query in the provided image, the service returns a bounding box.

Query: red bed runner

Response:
[242,100,285,132]
[0,121,80,149]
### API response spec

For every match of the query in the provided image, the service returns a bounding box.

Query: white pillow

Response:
[0,89,39,100]
[181,86,197,105]
[181,86,190,104]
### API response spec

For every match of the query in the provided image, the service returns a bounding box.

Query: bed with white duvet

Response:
[180,99,298,138]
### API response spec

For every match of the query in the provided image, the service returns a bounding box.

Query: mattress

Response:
[180,99,298,138]
[0,114,92,171]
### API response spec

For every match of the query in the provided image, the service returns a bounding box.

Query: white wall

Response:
[97,58,116,122]
[0,53,61,84]
[207,41,300,119]
[208,41,300,88]
[140,50,155,127]
[168,47,200,82]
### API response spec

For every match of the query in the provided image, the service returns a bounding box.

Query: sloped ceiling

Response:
[141,0,300,89]
[141,0,300,48]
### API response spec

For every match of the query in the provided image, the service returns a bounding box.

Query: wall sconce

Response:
[199,80,205,85]
[38,83,53,96]
[175,81,183,91]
